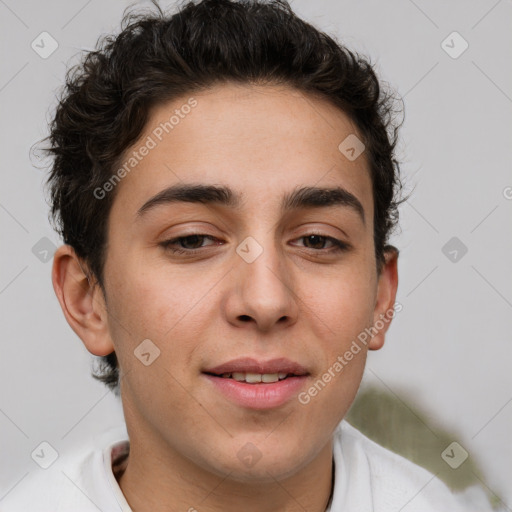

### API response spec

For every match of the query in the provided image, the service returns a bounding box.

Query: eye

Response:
[160,234,220,255]
[159,233,350,256]
[292,234,350,253]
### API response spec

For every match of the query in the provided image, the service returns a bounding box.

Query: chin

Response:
[210,444,306,484]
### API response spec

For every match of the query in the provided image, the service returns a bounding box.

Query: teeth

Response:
[261,373,279,383]
[246,372,262,383]
[219,372,290,383]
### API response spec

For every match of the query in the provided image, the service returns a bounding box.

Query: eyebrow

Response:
[136,183,365,225]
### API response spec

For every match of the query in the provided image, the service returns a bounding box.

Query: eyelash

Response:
[159,233,350,255]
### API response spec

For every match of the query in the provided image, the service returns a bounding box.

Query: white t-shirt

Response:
[0,420,492,511]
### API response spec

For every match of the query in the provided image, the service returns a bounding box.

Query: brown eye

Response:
[160,234,220,254]
[302,235,331,250]
[294,234,350,252]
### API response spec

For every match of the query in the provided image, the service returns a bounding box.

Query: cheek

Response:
[303,265,375,344]
[297,273,373,426]
[106,264,216,384]
[105,247,185,332]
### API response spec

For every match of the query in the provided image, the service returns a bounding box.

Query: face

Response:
[56,82,398,484]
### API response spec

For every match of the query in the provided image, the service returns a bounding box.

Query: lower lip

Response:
[203,374,309,410]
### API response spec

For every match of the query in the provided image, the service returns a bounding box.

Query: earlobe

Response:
[52,245,115,357]
[368,246,399,351]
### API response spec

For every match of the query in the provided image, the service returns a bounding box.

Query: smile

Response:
[202,373,309,409]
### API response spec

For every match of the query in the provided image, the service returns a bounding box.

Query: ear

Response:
[52,245,115,356]
[368,245,399,351]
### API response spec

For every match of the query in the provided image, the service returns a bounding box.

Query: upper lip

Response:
[204,357,309,376]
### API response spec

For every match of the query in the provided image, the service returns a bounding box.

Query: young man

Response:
[2,0,492,510]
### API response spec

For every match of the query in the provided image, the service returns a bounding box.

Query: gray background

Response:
[1,0,511,506]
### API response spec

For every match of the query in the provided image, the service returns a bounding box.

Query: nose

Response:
[224,235,299,333]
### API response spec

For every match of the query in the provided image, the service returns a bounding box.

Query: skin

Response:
[52,83,398,512]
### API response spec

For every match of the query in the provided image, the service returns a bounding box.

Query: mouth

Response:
[203,371,301,383]
[203,356,309,379]
[201,358,310,409]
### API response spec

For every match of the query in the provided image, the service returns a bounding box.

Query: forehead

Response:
[110,83,373,223]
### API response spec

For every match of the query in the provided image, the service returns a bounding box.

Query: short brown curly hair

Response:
[40,0,406,395]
